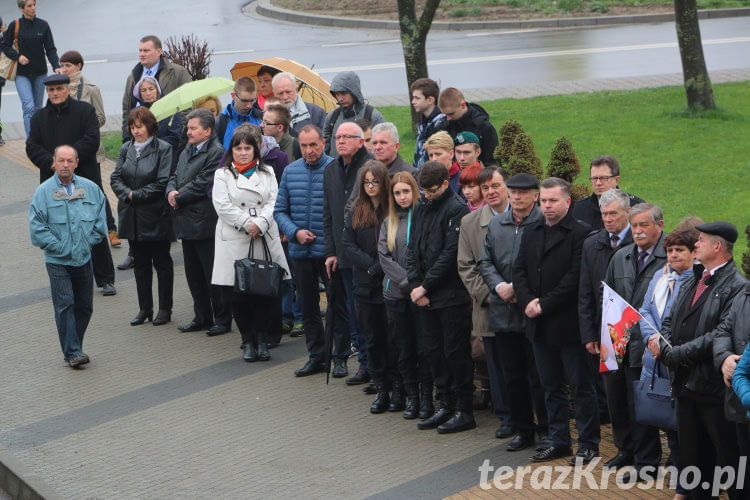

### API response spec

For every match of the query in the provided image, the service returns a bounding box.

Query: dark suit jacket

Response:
[513,209,590,345]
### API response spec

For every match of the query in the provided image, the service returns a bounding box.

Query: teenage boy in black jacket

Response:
[407,161,474,434]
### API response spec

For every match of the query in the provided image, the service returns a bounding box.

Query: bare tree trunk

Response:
[674,0,715,110]
[397,0,441,132]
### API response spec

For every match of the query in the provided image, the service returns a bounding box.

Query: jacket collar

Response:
[479,203,494,227]
[337,145,369,168]
[305,153,334,170]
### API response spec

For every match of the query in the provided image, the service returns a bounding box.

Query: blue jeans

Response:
[340,267,366,369]
[46,261,94,360]
[16,73,46,136]
[281,260,302,324]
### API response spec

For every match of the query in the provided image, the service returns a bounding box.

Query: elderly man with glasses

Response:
[572,155,644,230]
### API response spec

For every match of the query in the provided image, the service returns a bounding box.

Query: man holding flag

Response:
[602,202,666,479]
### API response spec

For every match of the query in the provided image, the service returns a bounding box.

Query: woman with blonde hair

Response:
[377,171,434,420]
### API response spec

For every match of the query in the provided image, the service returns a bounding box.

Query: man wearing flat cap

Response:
[477,173,549,452]
[26,73,116,296]
[649,221,748,498]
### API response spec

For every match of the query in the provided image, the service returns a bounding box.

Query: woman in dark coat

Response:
[111,107,174,326]
[0,0,60,135]
[342,160,395,413]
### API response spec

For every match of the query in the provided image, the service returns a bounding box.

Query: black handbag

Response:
[632,360,677,430]
[233,234,285,297]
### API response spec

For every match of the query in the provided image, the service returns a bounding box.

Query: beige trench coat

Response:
[211,165,290,287]
[457,203,495,338]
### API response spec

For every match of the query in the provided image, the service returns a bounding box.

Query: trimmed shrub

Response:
[507,131,543,180]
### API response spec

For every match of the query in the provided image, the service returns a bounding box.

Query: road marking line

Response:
[467,29,542,37]
[322,39,401,47]
[213,49,256,55]
[315,36,750,73]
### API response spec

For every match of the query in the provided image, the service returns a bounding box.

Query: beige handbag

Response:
[0,20,20,81]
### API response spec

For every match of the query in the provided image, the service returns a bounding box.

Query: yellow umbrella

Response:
[230,58,338,113]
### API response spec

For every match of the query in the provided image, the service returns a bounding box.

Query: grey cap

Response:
[506,173,539,190]
[42,73,70,86]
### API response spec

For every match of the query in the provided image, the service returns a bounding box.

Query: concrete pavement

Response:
[3,66,747,496]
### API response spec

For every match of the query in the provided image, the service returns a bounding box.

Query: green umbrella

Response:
[149,77,234,121]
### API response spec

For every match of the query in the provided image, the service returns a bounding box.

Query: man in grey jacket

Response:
[323,71,384,157]
[167,109,229,336]
[603,202,666,477]
[478,173,548,452]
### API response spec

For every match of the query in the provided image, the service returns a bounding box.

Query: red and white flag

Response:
[599,282,643,373]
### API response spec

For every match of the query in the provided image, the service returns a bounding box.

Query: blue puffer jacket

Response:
[273,153,333,259]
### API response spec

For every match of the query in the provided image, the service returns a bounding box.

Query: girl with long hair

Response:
[378,172,434,420]
[342,160,394,413]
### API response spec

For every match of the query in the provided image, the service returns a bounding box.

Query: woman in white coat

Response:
[211,129,290,362]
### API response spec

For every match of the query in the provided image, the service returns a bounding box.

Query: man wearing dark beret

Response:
[477,172,549,452]
[649,221,748,497]
[26,71,116,297]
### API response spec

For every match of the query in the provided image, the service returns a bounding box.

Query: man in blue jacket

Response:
[29,145,107,368]
[274,125,346,377]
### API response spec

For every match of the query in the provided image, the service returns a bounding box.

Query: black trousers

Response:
[294,258,350,363]
[603,357,662,466]
[677,394,741,499]
[533,340,600,450]
[131,240,173,312]
[182,239,230,327]
[482,336,511,422]
[90,237,115,287]
[384,298,431,387]
[356,300,395,383]
[492,332,548,436]
[220,285,274,346]
[420,303,474,405]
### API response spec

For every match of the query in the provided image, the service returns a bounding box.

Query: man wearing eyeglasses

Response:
[322,122,373,379]
[261,103,300,162]
[408,161,474,434]
[215,77,262,150]
[572,155,644,230]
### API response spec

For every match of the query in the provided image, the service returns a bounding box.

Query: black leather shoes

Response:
[568,447,599,465]
[345,369,370,385]
[604,451,634,469]
[206,324,231,337]
[417,406,454,430]
[370,384,390,414]
[178,320,208,333]
[130,310,153,326]
[295,359,326,377]
[243,343,258,362]
[152,309,171,326]
[117,255,134,270]
[495,422,515,439]
[362,383,377,394]
[332,359,348,378]
[257,342,271,361]
[507,434,535,452]
[437,411,476,434]
[530,445,573,462]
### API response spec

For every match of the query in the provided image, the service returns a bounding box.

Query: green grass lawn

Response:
[102,131,122,162]
[443,0,748,16]
[379,81,749,264]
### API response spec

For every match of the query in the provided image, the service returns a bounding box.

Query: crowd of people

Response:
[8,1,750,497]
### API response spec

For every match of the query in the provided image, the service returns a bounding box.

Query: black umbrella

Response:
[323,269,338,385]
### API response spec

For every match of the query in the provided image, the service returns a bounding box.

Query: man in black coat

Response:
[573,155,644,230]
[578,188,634,452]
[513,177,600,463]
[320,121,372,378]
[408,161,474,434]
[603,202,667,476]
[26,74,116,297]
[652,222,747,498]
[166,109,230,336]
[438,87,498,167]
